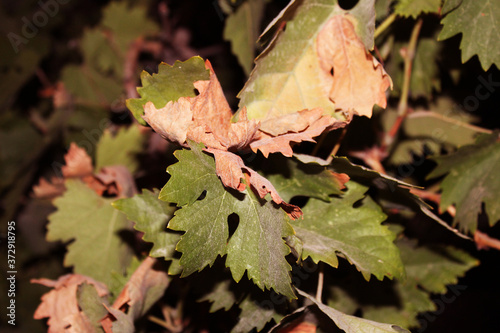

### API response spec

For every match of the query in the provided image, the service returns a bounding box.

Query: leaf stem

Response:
[315,262,324,302]
[382,18,423,150]
[326,126,347,163]
[374,13,397,39]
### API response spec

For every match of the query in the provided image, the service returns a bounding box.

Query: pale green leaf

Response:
[237,0,376,121]
[293,181,405,280]
[224,0,265,75]
[428,133,500,233]
[394,0,441,18]
[47,180,134,287]
[112,189,180,270]
[439,0,500,70]
[96,126,145,174]
[160,143,295,298]
[126,57,210,125]
[77,282,109,333]
[264,155,345,202]
[298,289,410,333]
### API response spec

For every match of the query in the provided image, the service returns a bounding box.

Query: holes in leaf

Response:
[330,67,334,77]
[197,190,207,201]
[227,213,239,242]
[289,196,309,208]
[338,0,359,10]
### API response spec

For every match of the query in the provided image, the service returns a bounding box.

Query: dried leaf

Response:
[250,110,345,157]
[207,147,302,219]
[32,274,108,333]
[101,257,170,330]
[62,143,94,178]
[317,15,391,117]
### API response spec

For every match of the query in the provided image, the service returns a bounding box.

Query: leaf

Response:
[112,189,180,274]
[238,0,388,121]
[316,15,391,117]
[232,294,284,333]
[428,133,500,233]
[438,0,500,70]
[264,155,349,203]
[394,0,441,18]
[101,257,170,330]
[71,282,109,333]
[159,143,296,298]
[206,148,302,218]
[32,274,109,333]
[126,57,210,125]
[63,2,159,106]
[95,126,145,174]
[198,279,238,312]
[298,290,410,333]
[250,109,345,156]
[224,0,266,75]
[293,181,405,281]
[47,180,134,286]
[326,238,477,328]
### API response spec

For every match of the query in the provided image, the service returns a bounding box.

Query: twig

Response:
[315,262,324,303]
[374,13,397,39]
[474,231,500,251]
[382,18,423,150]
[326,126,348,163]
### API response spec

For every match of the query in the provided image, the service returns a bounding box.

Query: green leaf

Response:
[237,0,375,120]
[298,289,410,333]
[439,0,500,70]
[126,57,210,125]
[394,0,440,18]
[160,143,296,298]
[428,133,500,233]
[293,181,405,280]
[224,0,266,75]
[232,293,283,333]
[77,282,109,333]
[327,238,477,328]
[96,126,145,174]
[112,189,180,274]
[199,279,238,312]
[101,2,158,56]
[398,239,478,294]
[47,180,134,286]
[264,155,345,202]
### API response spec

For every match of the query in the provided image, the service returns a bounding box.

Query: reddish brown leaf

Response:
[317,15,391,118]
[250,111,345,157]
[101,257,170,330]
[207,148,302,219]
[62,143,93,178]
[32,274,108,333]
[279,321,317,333]
[32,177,66,199]
[92,166,138,198]
[259,108,329,136]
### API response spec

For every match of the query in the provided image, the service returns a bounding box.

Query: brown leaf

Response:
[142,60,260,151]
[101,257,170,330]
[62,143,94,178]
[143,98,193,145]
[250,110,345,157]
[32,274,108,333]
[259,108,328,136]
[279,321,317,333]
[207,148,302,219]
[317,15,391,118]
[92,165,138,198]
[32,177,66,199]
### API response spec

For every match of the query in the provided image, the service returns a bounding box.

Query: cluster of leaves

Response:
[1,0,499,332]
